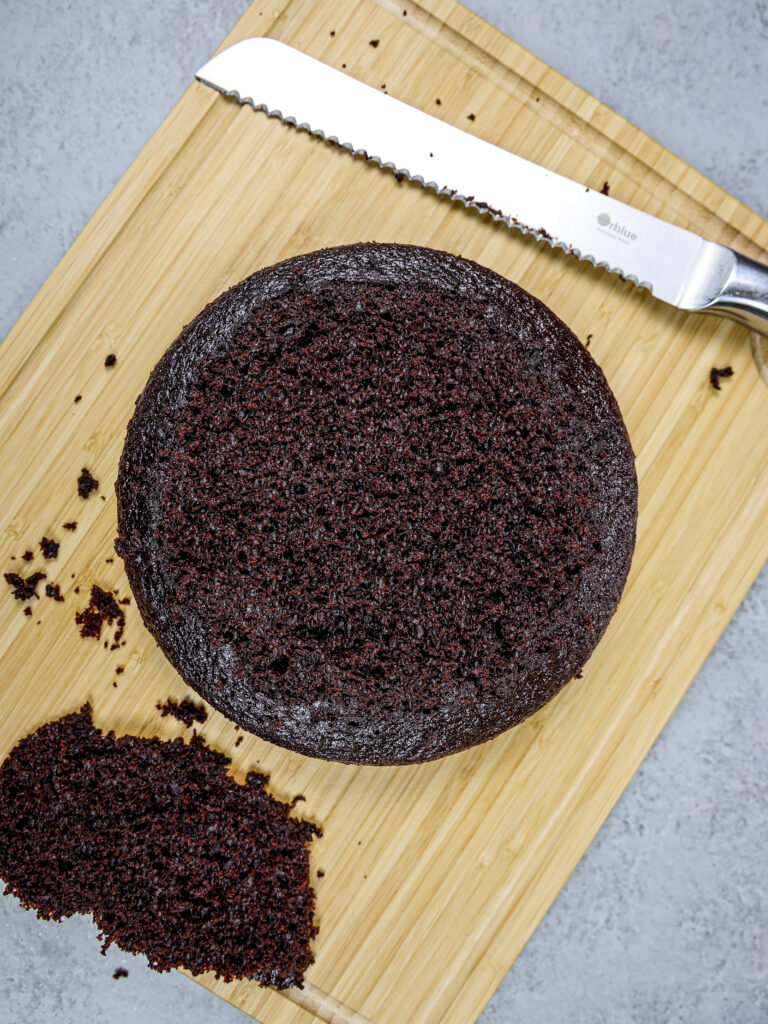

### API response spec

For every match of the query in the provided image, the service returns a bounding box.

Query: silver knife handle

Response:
[702,251,768,337]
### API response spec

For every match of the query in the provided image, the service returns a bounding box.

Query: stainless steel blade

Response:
[196,39,768,335]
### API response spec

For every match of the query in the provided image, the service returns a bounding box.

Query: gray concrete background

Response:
[1,1,766,1021]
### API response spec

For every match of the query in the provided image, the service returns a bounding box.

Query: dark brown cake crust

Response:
[116,243,637,765]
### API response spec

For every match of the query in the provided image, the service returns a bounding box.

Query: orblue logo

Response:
[596,212,637,241]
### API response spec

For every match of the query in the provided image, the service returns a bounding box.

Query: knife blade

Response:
[196,38,768,337]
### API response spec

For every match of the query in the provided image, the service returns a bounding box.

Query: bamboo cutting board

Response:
[1,1,767,1023]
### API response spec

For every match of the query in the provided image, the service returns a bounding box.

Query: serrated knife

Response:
[196,38,768,337]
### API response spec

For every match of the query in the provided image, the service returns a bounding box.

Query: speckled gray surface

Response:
[1,2,766,1022]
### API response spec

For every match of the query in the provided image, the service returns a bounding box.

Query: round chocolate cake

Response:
[116,243,637,765]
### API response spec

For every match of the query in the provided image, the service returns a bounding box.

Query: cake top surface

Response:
[116,243,637,764]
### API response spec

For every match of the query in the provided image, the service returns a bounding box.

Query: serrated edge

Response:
[196,78,653,293]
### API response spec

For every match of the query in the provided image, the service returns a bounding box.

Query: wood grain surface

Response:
[1,1,767,1023]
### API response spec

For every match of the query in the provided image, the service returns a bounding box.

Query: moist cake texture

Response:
[116,243,637,764]
[0,705,319,987]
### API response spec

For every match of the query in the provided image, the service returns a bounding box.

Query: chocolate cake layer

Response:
[0,705,319,986]
[116,243,637,764]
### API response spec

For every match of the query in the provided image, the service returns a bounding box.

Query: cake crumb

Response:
[105,353,117,368]
[115,666,124,675]
[21,551,34,562]
[467,113,476,121]
[329,29,335,36]
[710,366,733,391]
[435,97,441,105]
[45,583,64,602]
[40,537,59,560]
[112,968,129,980]
[63,521,78,532]
[77,468,99,499]
[586,334,593,347]
[317,869,325,877]
[74,395,82,404]
[156,698,208,728]
[4,572,46,602]
[600,181,610,196]
[369,38,379,47]
[234,736,243,747]
[75,585,125,643]
[23,607,32,617]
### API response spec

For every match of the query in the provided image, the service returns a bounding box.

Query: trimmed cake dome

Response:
[116,243,637,764]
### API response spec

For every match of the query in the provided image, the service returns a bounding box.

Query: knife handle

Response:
[703,250,768,338]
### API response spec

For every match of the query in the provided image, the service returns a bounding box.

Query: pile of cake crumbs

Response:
[77,468,99,499]
[156,698,208,728]
[75,584,127,647]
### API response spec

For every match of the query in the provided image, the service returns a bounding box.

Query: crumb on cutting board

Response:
[710,366,734,391]
[75,584,125,645]
[156,698,208,728]
[4,571,46,602]
[40,537,59,560]
[77,468,99,499]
